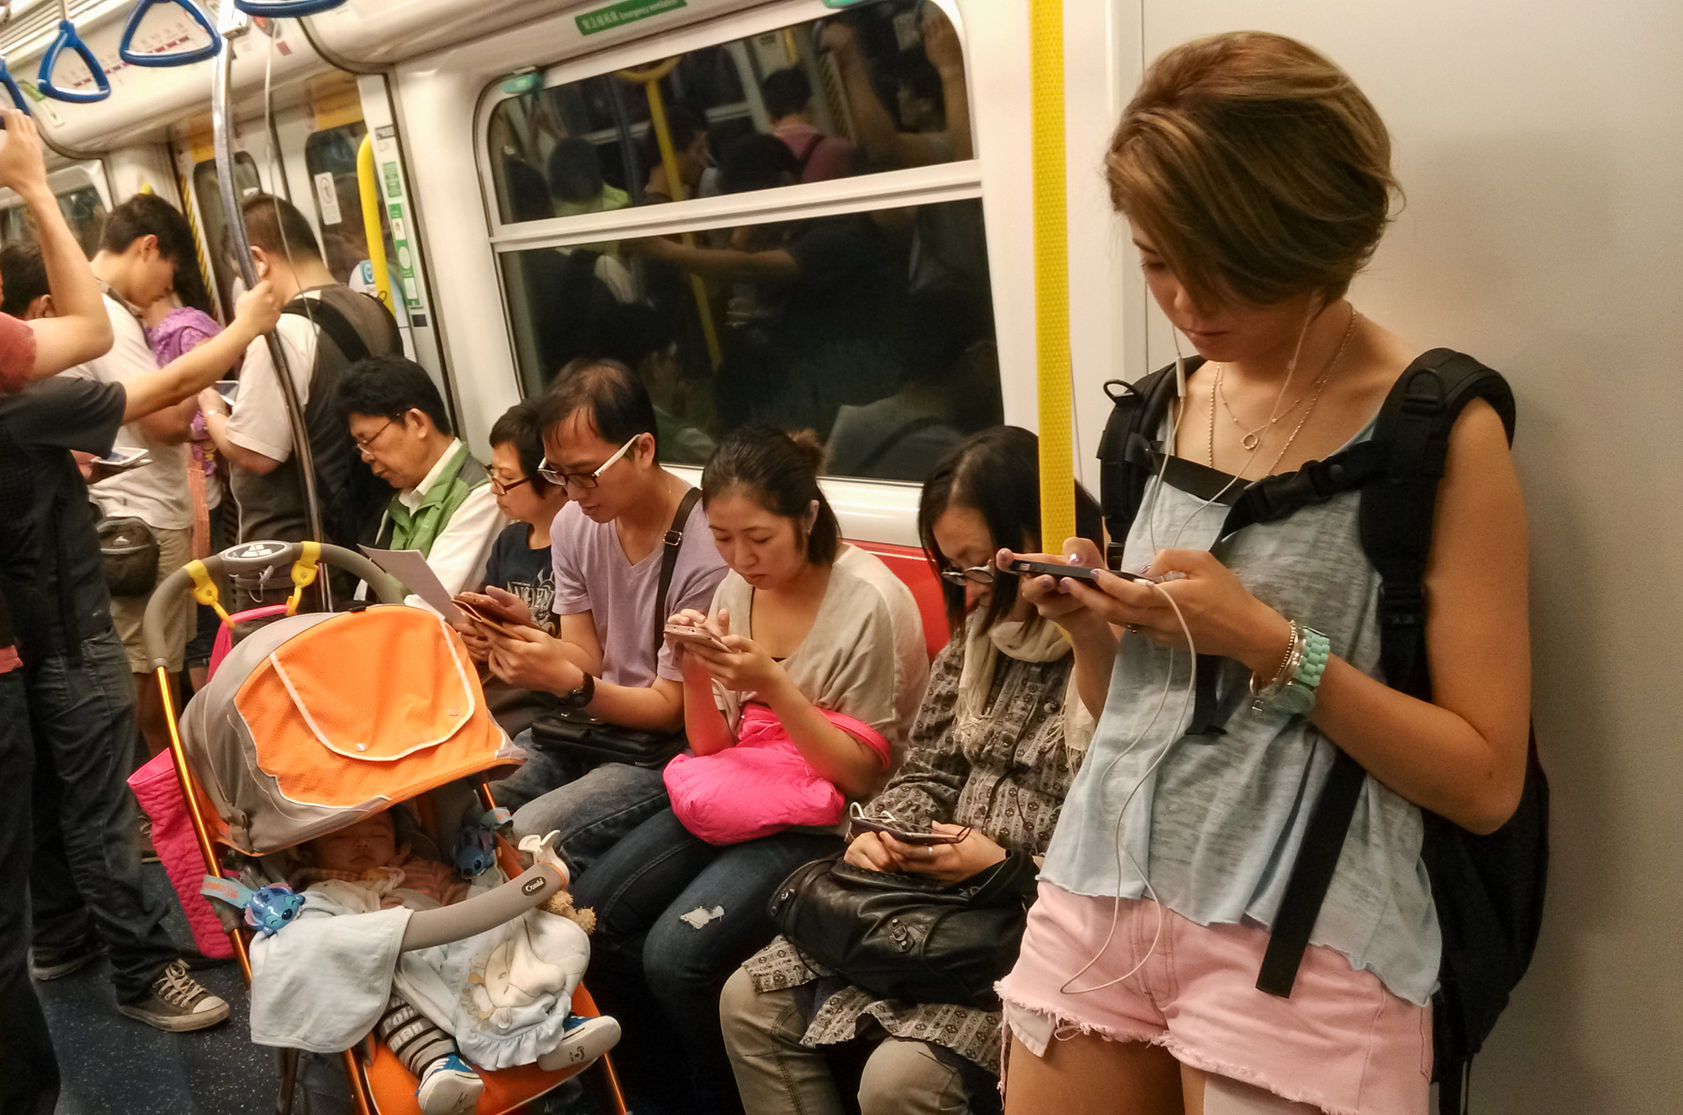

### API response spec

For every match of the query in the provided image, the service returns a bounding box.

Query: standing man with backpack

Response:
[198,193,401,558]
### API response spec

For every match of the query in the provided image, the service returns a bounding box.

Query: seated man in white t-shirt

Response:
[475,358,728,875]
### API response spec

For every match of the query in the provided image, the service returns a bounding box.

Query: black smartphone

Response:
[848,814,968,846]
[1006,558,1155,583]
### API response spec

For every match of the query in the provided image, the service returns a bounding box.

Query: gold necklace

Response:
[1207,307,1359,473]
[1217,374,1305,450]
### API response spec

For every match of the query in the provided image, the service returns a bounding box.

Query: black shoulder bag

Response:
[769,850,1041,1009]
[527,488,702,769]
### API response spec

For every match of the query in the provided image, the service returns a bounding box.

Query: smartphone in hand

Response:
[848,806,969,846]
[663,623,730,651]
[1006,557,1156,583]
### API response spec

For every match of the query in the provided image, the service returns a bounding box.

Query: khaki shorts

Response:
[110,524,194,674]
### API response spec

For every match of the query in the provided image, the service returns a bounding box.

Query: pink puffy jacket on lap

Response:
[664,703,889,846]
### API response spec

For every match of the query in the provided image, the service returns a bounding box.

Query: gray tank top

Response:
[1040,425,1441,1006]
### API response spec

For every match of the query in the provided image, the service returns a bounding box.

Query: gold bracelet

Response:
[1250,620,1303,713]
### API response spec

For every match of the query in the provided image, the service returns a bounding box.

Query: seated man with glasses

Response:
[336,354,505,595]
[476,358,728,874]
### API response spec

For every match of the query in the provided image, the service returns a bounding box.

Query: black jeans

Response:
[27,631,180,1002]
[0,670,59,1115]
[574,808,843,1115]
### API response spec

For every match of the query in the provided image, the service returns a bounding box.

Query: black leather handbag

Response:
[769,850,1039,1009]
[527,489,700,769]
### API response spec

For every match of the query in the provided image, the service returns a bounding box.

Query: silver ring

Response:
[925,845,935,859]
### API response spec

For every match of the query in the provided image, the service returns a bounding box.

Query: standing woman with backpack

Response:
[996,32,1531,1115]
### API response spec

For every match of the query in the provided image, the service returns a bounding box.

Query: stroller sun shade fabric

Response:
[182,606,518,855]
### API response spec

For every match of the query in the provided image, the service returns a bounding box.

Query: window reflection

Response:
[500,197,1000,483]
[303,121,399,300]
[487,0,973,223]
[192,153,262,316]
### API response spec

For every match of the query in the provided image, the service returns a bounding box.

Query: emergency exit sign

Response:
[576,0,686,36]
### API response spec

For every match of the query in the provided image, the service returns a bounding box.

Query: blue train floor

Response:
[37,862,276,1114]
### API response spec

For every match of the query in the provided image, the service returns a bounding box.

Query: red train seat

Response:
[851,540,949,661]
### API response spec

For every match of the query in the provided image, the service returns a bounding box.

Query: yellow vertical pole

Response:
[616,62,723,369]
[356,134,395,313]
[1029,0,1075,551]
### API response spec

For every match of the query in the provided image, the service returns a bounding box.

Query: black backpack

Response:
[1096,348,1549,1114]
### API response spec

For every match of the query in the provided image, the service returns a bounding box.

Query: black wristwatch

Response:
[559,672,595,710]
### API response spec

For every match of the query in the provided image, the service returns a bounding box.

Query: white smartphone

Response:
[94,446,151,471]
[214,380,238,401]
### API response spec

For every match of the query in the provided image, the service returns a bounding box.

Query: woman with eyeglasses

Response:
[719,426,1102,1115]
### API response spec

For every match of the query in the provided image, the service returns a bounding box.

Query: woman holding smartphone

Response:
[568,425,927,1115]
[996,32,1530,1115]
[720,427,1102,1115]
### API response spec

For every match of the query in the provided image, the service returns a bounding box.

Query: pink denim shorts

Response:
[997,883,1431,1115]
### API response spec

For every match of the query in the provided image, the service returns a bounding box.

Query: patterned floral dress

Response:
[740,623,1087,1073]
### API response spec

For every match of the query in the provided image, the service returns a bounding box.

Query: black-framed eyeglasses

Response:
[490,475,531,496]
[536,434,639,490]
[939,565,996,587]
[351,416,397,453]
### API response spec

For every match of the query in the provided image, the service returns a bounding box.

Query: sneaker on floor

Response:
[116,959,230,1032]
[415,1053,484,1115]
[28,932,105,981]
[536,1014,621,1072]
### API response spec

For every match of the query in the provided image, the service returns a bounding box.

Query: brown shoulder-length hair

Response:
[1106,31,1400,309]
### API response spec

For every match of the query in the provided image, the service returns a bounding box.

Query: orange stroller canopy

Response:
[181,605,518,855]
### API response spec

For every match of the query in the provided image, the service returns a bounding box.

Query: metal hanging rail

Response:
[211,5,330,571]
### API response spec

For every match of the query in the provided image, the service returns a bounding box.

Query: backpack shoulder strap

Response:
[1361,348,1514,699]
[653,488,704,659]
[284,290,401,365]
[1257,349,1517,999]
[1096,362,1189,568]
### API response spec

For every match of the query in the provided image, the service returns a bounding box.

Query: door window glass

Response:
[304,121,400,302]
[192,152,263,316]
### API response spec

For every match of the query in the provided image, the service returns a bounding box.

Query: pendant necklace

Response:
[1208,307,1360,473]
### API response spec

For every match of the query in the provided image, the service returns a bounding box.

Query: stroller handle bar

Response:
[143,540,406,670]
[398,862,568,952]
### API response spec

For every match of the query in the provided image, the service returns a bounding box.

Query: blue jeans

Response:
[505,752,671,877]
[573,808,843,1115]
[26,631,180,1002]
[0,670,59,1115]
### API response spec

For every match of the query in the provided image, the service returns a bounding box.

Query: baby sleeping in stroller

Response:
[247,806,619,1115]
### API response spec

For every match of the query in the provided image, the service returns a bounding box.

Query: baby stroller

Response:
[142,540,628,1114]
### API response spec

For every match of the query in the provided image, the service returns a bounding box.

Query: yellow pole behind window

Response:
[356,134,394,313]
[1030,0,1074,551]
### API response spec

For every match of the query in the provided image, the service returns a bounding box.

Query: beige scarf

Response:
[954,610,1097,756]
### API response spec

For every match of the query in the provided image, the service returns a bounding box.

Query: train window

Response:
[0,185,106,255]
[486,0,972,223]
[192,152,262,316]
[496,196,1000,481]
[303,121,399,296]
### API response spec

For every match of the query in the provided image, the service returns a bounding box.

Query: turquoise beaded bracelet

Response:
[1271,626,1329,716]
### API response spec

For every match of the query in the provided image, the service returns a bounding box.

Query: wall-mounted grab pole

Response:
[212,7,330,581]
